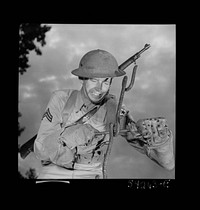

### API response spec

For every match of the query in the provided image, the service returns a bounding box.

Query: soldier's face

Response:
[84,77,112,102]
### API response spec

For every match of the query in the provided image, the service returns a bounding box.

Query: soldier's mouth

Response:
[92,92,101,96]
[90,90,103,98]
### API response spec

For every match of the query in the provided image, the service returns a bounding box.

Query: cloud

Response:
[22,92,36,99]
[20,84,34,91]
[145,35,175,66]
[135,71,170,94]
[154,74,169,91]
[152,35,175,51]
[46,27,62,49]
[45,24,98,64]
[64,40,97,63]
[39,75,57,82]
[38,75,62,91]
[19,84,37,100]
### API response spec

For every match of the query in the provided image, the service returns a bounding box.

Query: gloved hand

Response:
[53,144,77,167]
[59,123,97,149]
[128,117,171,148]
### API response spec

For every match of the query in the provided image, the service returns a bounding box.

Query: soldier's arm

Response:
[34,90,70,161]
[119,108,175,170]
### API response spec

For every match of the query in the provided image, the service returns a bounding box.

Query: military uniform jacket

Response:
[34,88,175,174]
[34,88,115,169]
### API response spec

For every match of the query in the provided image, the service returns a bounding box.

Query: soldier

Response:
[34,49,175,179]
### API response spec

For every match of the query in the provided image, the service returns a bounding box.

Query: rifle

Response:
[102,44,151,178]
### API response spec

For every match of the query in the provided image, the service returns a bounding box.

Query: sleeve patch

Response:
[42,108,53,122]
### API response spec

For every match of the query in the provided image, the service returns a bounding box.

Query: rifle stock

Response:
[19,134,37,159]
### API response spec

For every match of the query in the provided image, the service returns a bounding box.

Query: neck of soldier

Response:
[81,86,108,108]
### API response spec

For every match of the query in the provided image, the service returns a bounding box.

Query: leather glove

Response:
[134,117,171,148]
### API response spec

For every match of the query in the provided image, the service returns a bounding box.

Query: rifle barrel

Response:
[119,44,151,71]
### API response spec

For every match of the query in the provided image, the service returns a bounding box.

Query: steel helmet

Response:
[71,49,126,78]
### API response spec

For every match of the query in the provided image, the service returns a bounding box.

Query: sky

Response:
[18,24,175,179]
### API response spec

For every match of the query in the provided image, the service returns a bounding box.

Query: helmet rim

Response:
[71,67,126,78]
[71,49,126,78]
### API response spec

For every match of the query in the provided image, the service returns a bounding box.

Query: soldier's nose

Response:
[95,82,102,92]
[95,87,101,92]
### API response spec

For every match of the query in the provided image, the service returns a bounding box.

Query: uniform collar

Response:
[75,87,93,112]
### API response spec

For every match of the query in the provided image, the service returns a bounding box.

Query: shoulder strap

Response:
[61,89,78,127]
[63,89,78,112]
